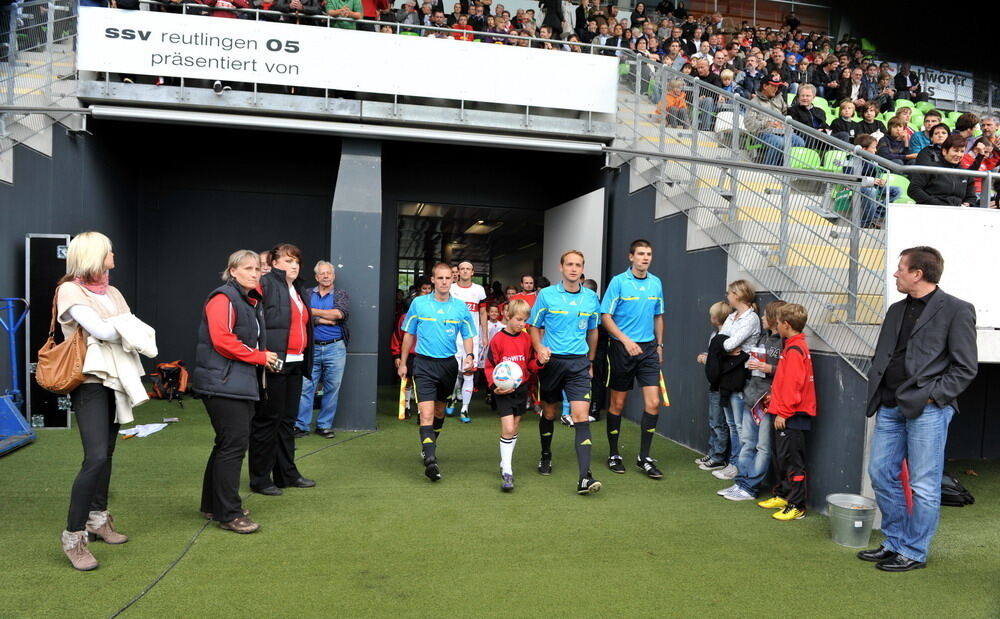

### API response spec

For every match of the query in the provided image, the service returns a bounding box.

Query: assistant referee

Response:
[399,263,476,482]
[528,250,602,495]
[600,239,665,478]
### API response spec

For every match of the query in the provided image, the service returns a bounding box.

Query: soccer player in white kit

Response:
[450,261,488,422]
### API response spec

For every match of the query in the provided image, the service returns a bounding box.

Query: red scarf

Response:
[74,272,110,295]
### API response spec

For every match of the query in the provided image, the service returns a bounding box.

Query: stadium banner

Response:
[76,7,618,114]
[909,64,974,103]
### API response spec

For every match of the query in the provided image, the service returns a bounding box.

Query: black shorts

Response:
[493,384,528,417]
[539,354,592,404]
[608,339,660,392]
[412,355,459,404]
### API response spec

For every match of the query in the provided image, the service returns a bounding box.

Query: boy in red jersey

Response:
[485,299,541,492]
[758,303,816,521]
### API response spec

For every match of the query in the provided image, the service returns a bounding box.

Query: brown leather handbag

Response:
[35,292,87,394]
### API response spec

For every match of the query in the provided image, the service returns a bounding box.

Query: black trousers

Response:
[249,362,304,489]
[67,384,119,532]
[772,426,808,508]
[200,397,254,522]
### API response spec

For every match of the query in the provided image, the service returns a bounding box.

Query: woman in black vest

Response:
[248,243,315,495]
[193,250,277,534]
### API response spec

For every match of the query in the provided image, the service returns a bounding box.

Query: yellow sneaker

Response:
[757,496,788,510]
[772,505,806,521]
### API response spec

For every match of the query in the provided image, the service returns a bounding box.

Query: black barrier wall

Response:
[605,164,869,511]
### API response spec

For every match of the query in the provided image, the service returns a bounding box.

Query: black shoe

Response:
[316,428,336,439]
[577,476,602,495]
[636,456,663,479]
[293,429,309,439]
[253,485,283,496]
[857,546,897,563]
[607,455,626,474]
[424,458,442,482]
[537,454,552,476]
[876,554,926,572]
[283,477,316,488]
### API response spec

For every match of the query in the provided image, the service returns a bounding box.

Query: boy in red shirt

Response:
[485,299,541,492]
[758,303,816,521]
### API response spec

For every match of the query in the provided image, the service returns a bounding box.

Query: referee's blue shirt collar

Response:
[623,268,648,281]
[555,281,583,293]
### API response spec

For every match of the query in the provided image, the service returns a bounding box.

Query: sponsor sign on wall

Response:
[77,7,619,114]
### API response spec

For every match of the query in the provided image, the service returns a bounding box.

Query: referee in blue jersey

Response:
[601,240,665,478]
[528,250,603,495]
[399,263,476,482]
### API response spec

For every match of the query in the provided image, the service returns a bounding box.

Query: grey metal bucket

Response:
[827,493,877,548]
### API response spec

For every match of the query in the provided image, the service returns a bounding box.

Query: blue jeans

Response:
[858,186,900,227]
[721,392,744,466]
[734,408,772,494]
[758,131,805,167]
[706,390,727,462]
[869,404,954,562]
[296,340,346,431]
[696,97,717,131]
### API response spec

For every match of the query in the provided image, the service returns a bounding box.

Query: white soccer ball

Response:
[492,361,523,391]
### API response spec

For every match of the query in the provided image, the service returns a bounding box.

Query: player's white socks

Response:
[499,434,518,475]
[461,375,474,413]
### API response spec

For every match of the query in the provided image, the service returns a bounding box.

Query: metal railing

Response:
[613,54,988,376]
[0,0,76,156]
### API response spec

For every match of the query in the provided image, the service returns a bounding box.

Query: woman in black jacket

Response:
[908,135,977,206]
[248,243,316,496]
[914,123,950,166]
[193,250,277,534]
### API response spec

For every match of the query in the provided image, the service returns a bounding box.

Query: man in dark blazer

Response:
[859,246,977,572]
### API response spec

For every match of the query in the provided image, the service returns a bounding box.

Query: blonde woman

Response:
[192,250,277,535]
[56,232,142,570]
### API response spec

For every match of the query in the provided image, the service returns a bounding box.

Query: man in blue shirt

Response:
[600,240,665,478]
[296,261,349,439]
[399,262,476,482]
[528,250,602,495]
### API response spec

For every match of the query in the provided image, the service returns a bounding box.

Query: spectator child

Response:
[893,107,915,140]
[452,13,474,39]
[719,300,786,501]
[876,118,908,165]
[830,100,858,143]
[856,102,886,140]
[694,301,734,471]
[482,304,505,363]
[960,137,1000,196]
[852,134,900,228]
[758,303,815,521]
[909,110,942,156]
[485,299,540,492]
[656,79,689,128]
[710,279,760,480]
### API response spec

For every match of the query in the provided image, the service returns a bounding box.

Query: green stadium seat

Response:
[789,146,821,170]
[400,31,419,36]
[947,111,963,122]
[887,174,915,204]
[914,101,934,114]
[822,149,851,173]
[786,93,795,104]
[618,63,630,77]
[894,99,915,110]
[814,96,830,109]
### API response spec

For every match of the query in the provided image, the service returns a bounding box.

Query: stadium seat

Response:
[618,63,630,77]
[786,93,796,104]
[886,174,915,204]
[789,146,821,170]
[894,99,915,110]
[814,96,830,108]
[822,149,851,173]
[914,101,934,113]
[400,31,419,36]
[947,111,963,122]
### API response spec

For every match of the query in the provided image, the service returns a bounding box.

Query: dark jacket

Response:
[865,288,977,419]
[894,70,921,95]
[272,0,324,22]
[811,68,838,91]
[830,117,858,142]
[876,135,907,165]
[705,333,749,397]
[914,144,942,166]
[260,267,314,375]
[192,280,266,401]
[742,329,783,407]
[907,159,977,205]
[788,103,828,130]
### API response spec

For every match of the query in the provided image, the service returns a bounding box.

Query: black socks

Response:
[419,425,436,462]
[575,421,592,479]
[539,417,554,455]
[640,412,658,459]
[606,411,622,456]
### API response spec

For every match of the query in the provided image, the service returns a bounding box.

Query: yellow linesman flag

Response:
[398,377,408,420]
[659,371,671,407]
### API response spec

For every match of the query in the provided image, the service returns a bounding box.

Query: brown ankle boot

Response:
[86,511,128,544]
[62,530,98,571]
[219,516,260,534]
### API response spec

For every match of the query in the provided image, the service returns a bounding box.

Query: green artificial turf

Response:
[2,390,998,618]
